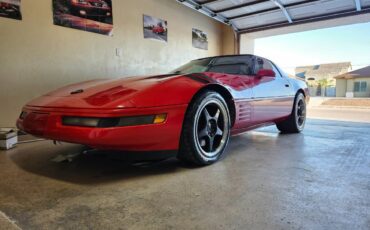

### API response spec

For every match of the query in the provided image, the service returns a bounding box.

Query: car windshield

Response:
[170,56,254,75]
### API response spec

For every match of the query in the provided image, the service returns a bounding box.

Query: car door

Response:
[251,58,295,124]
[206,56,255,131]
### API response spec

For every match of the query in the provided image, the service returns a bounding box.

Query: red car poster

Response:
[143,14,168,42]
[52,0,113,36]
[0,0,22,20]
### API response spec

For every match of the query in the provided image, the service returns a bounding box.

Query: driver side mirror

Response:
[256,69,275,78]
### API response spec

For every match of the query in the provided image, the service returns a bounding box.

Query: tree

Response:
[317,79,330,97]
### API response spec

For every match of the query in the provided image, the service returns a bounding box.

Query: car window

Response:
[254,58,273,73]
[208,64,251,75]
[270,63,282,78]
[170,58,211,74]
[254,58,283,77]
[170,55,254,75]
[207,56,254,75]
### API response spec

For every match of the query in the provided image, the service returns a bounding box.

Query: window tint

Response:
[254,58,282,77]
[170,58,211,74]
[207,56,254,75]
[170,56,254,75]
[208,64,251,75]
[255,58,273,73]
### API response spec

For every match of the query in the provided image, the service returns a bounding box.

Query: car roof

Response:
[194,54,275,65]
[195,54,254,60]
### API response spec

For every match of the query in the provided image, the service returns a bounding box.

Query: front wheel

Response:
[178,91,231,166]
[276,92,306,133]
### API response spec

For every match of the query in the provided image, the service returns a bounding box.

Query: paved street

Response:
[308,107,370,123]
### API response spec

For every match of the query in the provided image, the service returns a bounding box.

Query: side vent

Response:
[238,102,252,122]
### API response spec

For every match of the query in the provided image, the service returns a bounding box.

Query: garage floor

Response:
[0,118,369,230]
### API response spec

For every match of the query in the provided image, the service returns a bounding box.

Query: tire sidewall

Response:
[294,93,306,132]
[186,92,231,164]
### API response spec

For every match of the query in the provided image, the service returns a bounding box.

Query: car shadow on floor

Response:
[7,141,200,185]
[6,125,311,186]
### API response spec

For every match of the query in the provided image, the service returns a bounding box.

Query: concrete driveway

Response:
[0,109,369,229]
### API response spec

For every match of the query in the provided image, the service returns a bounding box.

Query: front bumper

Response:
[17,104,188,151]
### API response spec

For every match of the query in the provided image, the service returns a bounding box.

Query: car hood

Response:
[25,72,255,110]
[26,74,205,110]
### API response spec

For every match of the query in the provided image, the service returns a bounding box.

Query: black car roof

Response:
[195,54,255,61]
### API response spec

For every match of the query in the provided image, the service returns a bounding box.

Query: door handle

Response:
[285,84,290,87]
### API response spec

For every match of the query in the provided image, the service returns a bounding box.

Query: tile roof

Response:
[335,66,370,79]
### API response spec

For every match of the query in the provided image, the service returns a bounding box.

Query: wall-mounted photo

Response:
[192,28,208,50]
[0,0,22,20]
[143,15,167,42]
[52,0,113,36]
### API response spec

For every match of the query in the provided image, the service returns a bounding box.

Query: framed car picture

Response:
[192,28,208,50]
[52,0,114,36]
[0,0,22,20]
[143,14,168,42]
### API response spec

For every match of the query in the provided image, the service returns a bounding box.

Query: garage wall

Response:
[0,0,234,127]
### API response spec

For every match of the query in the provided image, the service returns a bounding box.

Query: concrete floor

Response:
[0,116,369,229]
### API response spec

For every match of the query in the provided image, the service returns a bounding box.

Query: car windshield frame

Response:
[170,56,255,76]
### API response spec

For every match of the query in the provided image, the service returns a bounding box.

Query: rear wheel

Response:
[178,91,231,166]
[276,92,306,133]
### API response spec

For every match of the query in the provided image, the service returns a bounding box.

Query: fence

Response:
[308,86,336,97]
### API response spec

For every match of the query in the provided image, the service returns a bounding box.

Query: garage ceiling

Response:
[177,0,370,33]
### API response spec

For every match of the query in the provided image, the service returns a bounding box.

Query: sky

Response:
[254,21,370,75]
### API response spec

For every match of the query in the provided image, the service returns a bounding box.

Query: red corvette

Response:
[68,0,112,19]
[17,55,309,165]
[152,25,166,34]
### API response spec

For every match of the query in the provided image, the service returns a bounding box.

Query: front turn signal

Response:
[153,114,167,124]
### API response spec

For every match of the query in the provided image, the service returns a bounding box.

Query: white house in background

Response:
[295,62,352,97]
[335,66,370,98]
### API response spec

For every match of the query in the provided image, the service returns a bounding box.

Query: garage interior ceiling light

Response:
[177,0,370,34]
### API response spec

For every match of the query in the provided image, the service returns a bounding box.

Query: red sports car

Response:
[152,25,166,34]
[68,0,112,19]
[17,55,309,165]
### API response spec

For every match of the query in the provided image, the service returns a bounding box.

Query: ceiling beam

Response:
[228,0,320,21]
[238,7,370,34]
[354,0,362,11]
[270,0,293,23]
[177,0,238,31]
[214,0,270,13]
[198,0,219,5]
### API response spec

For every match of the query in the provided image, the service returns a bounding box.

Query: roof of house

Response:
[295,62,352,79]
[335,66,370,79]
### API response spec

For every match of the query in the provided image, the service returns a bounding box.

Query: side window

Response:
[208,56,254,75]
[270,63,282,78]
[254,58,282,77]
[254,58,273,72]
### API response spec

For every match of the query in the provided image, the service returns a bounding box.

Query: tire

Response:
[276,92,306,133]
[178,91,231,166]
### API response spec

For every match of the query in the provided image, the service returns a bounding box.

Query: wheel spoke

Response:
[216,127,223,136]
[214,109,221,122]
[208,136,215,152]
[203,108,212,122]
[198,127,208,139]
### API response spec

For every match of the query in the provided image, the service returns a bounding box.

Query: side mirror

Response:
[256,69,275,78]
